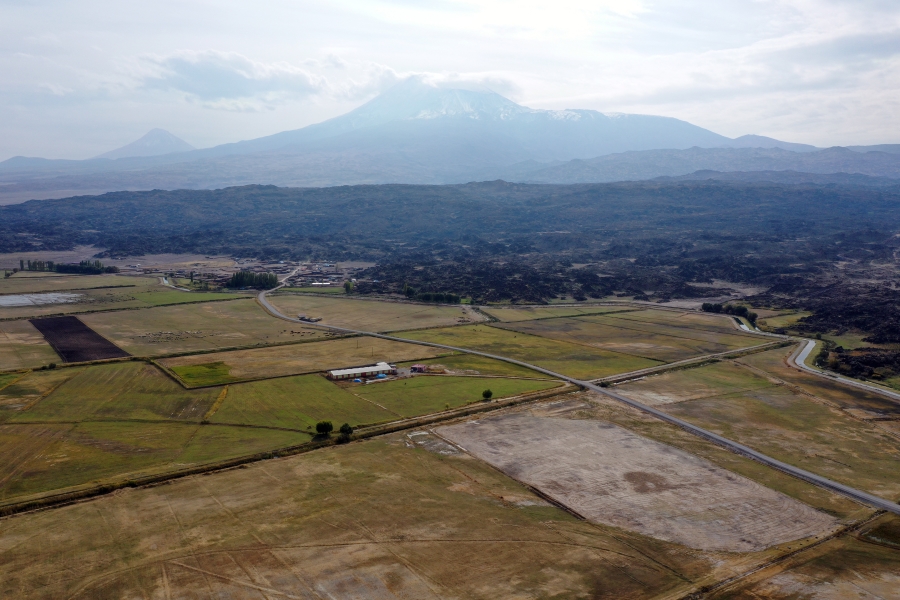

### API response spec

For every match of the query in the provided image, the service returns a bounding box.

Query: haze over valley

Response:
[2,2,900,598]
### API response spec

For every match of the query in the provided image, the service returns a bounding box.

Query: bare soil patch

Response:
[437,412,838,552]
[29,316,129,362]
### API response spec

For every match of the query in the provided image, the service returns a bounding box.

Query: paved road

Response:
[258,285,900,515]
[788,339,900,402]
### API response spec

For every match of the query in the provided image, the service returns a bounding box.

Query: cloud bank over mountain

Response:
[2,0,899,160]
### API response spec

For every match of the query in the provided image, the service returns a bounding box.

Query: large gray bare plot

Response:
[437,413,839,552]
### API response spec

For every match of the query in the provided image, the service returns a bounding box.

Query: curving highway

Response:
[257,284,900,515]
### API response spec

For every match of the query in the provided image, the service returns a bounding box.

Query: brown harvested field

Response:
[481,305,637,322]
[0,432,788,599]
[0,319,59,370]
[0,273,141,294]
[495,315,761,363]
[268,293,482,331]
[159,335,448,384]
[30,316,129,362]
[605,308,748,335]
[708,514,900,599]
[80,298,327,355]
[437,412,838,552]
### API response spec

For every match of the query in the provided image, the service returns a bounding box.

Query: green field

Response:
[354,375,561,417]
[757,310,811,330]
[398,324,660,379]
[284,286,346,293]
[605,308,749,335]
[399,353,548,378]
[616,352,900,498]
[212,374,395,430]
[0,352,562,502]
[496,314,760,363]
[168,362,239,386]
[481,305,637,322]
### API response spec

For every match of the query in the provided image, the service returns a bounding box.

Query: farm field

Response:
[438,410,838,552]
[757,310,811,331]
[398,353,548,378]
[80,298,327,356]
[30,316,130,362]
[495,314,761,363]
[160,335,447,385]
[707,514,900,598]
[480,304,637,322]
[352,375,562,417]
[398,324,661,379]
[604,308,750,335]
[0,273,141,294]
[268,293,481,331]
[0,431,810,600]
[615,350,900,498]
[0,274,241,319]
[0,319,59,370]
[211,374,396,430]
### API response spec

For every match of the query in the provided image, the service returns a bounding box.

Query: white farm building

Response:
[327,362,396,380]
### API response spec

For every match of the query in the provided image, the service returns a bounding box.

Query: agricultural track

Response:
[258,284,900,516]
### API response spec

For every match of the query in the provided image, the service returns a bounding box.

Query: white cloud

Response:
[138,50,326,107]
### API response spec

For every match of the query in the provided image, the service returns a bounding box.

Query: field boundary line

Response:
[257,286,900,515]
[591,340,787,385]
[0,382,573,520]
[203,386,229,421]
[680,511,885,599]
[0,283,138,296]
[0,295,252,323]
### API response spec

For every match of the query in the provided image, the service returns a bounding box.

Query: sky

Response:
[2,0,899,160]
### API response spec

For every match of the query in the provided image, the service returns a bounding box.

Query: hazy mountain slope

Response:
[95,129,195,159]
[0,78,894,203]
[496,147,900,183]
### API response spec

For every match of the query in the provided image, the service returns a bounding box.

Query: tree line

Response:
[226,271,278,289]
[701,302,758,324]
[16,259,118,274]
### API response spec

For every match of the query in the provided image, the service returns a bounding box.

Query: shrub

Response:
[482,389,493,400]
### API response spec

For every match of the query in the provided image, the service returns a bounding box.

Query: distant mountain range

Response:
[0,77,897,204]
[95,128,195,160]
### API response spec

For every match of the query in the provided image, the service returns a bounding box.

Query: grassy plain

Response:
[284,285,345,293]
[0,421,307,502]
[160,335,447,385]
[0,367,78,420]
[481,305,637,322]
[269,293,478,331]
[212,374,394,430]
[615,351,900,498]
[80,298,325,356]
[400,353,548,378]
[496,315,760,363]
[0,433,763,599]
[605,308,748,335]
[399,324,661,379]
[757,310,811,331]
[354,375,561,417]
[0,319,59,370]
[708,515,900,599]
[0,273,140,294]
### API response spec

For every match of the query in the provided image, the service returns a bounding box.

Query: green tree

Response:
[315,421,333,436]
[343,280,353,294]
[339,423,353,435]
[482,389,493,400]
